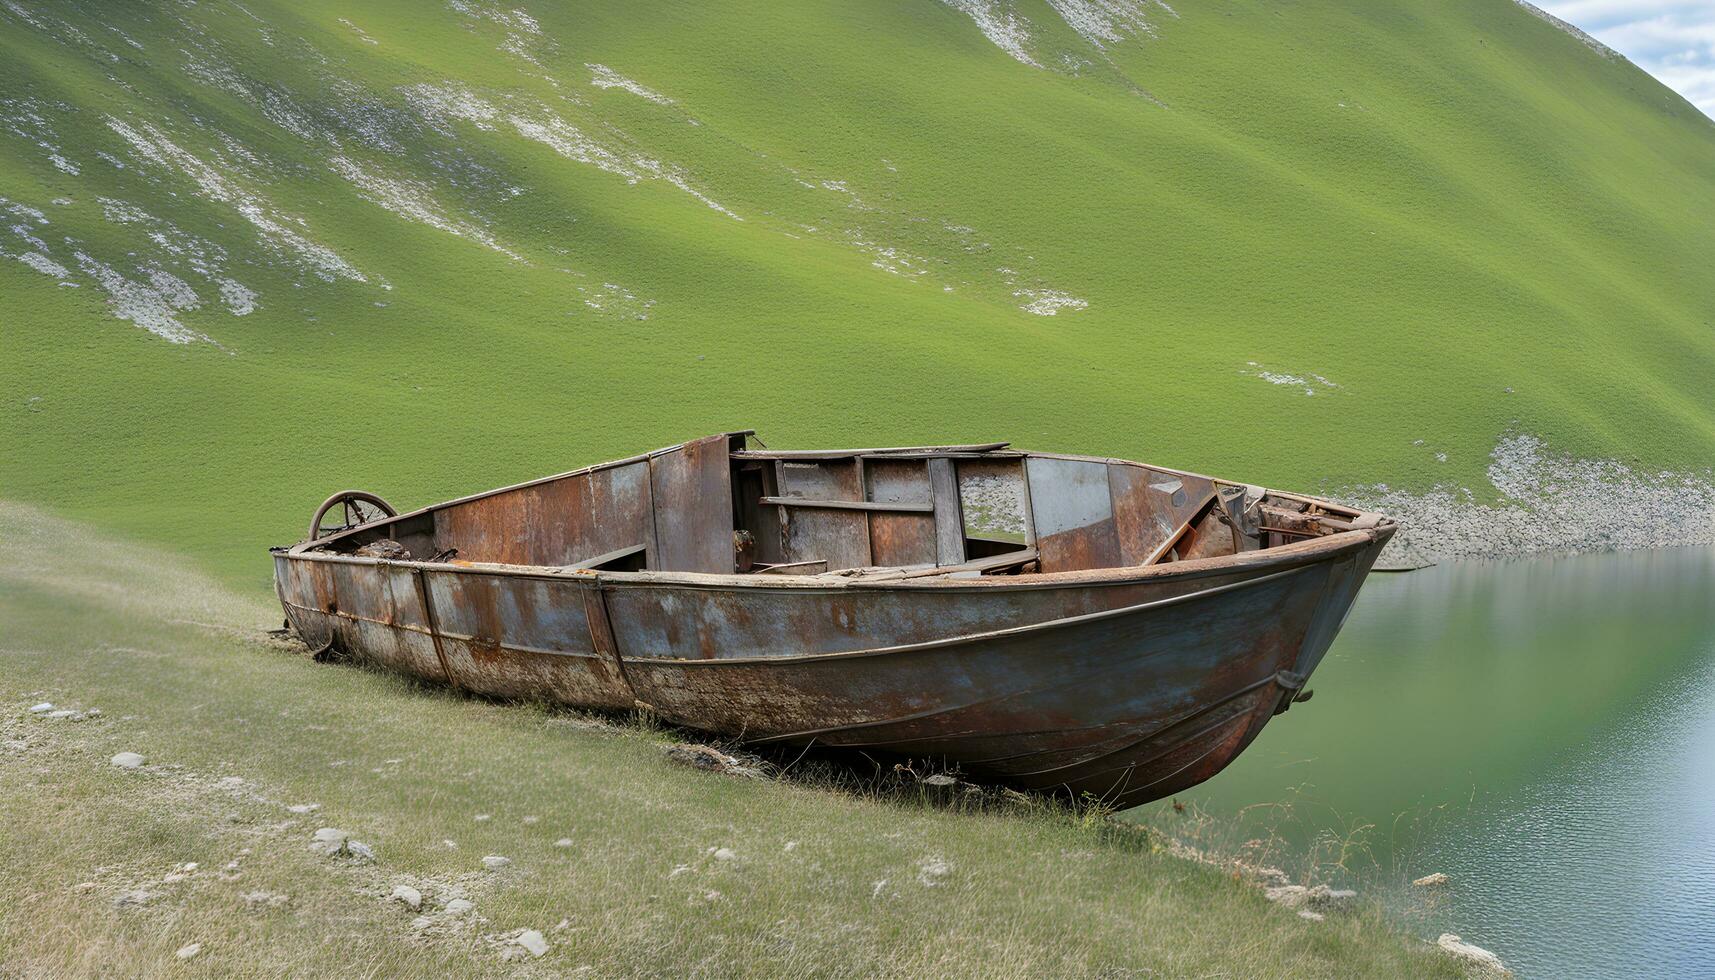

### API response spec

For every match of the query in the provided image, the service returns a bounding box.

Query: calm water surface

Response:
[1153,546,1715,979]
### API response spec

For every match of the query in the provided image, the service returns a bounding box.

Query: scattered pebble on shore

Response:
[1413,872,1450,887]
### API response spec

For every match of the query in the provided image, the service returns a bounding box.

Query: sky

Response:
[1533,0,1715,119]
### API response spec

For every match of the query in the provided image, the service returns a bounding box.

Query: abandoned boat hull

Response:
[274,520,1389,808]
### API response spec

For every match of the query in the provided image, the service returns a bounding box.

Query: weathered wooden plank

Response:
[928,457,964,566]
[865,458,938,567]
[759,497,933,513]
[775,459,869,570]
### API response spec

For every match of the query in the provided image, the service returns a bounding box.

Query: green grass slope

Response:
[0,501,1469,977]
[2,0,1712,587]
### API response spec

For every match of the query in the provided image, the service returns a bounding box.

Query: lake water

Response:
[1151,546,1715,979]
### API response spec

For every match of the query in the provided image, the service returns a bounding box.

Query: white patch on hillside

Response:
[403,83,740,220]
[859,241,934,279]
[6,193,259,335]
[1014,288,1088,315]
[180,55,328,144]
[329,156,521,260]
[449,1,551,69]
[586,64,675,105]
[1047,0,1173,48]
[1513,1,1622,60]
[942,0,1040,67]
[1,196,48,226]
[0,97,83,176]
[944,0,1173,68]
[104,117,365,282]
[72,251,209,344]
[16,251,70,279]
[573,280,655,321]
[339,18,379,45]
[1240,361,1338,396]
[0,0,47,30]
[218,279,258,315]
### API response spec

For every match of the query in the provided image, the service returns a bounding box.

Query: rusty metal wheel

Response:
[308,490,397,541]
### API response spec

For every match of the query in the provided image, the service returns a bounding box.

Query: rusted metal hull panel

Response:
[1109,463,1218,564]
[1028,457,1122,572]
[421,569,633,707]
[649,435,735,574]
[621,555,1346,809]
[581,460,657,564]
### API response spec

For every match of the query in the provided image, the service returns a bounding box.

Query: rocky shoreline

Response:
[1338,434,1715,569]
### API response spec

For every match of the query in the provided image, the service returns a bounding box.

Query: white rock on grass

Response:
[111,752,145,769]
[309,827,350,856]
[46,709,76,719]
[391,884,422,910]
[175,943,202,960]
[514,930,549,957]
[1437,934,1511,975]
[481,855,511,871]
[309,827,374,861]
[444,898,473,915]
[712,848,736,862]
[553,838,573,848]
[29,702,53,713]
[287,803,321,814]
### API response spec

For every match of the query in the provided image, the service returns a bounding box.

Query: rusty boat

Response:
[273,432,1395,808]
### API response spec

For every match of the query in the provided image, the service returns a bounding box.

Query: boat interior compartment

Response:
[311,432,1375,576]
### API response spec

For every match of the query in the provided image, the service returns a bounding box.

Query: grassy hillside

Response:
[3,0,1714,588]
[0,501,1471,977]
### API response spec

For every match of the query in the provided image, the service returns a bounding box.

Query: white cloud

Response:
[1531,1,1715,119]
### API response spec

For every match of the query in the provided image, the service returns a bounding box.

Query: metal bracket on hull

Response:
[411,566,460,691]
[580,581,643,709]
